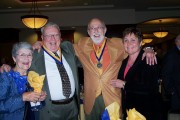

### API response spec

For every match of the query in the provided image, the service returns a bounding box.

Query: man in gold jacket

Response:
[74,37,125,119]
[73,18,156,120]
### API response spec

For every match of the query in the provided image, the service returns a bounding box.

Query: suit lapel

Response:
[37,49,51,100]
[125,50,143,80]
[83,38,100,76]
[102,39,119,75]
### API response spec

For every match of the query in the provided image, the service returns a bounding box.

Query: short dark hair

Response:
[122,27,143,42]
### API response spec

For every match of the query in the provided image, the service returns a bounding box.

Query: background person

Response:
[110,27,162,120]
[161,34,180,111]
[0,42,46,120]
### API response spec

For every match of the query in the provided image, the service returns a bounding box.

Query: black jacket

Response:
[118,50,161,120]
[162,46,180,110]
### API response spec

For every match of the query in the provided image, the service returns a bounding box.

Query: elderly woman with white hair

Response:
[0,42,46,120]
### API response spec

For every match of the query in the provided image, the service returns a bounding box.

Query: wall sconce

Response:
[21,0,48,29]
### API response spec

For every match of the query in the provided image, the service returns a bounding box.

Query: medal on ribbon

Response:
[93,39,107,68]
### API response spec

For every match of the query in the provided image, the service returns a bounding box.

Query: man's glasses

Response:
[17,53,32,58]
[43,34,61,40]
[88,26,104,31]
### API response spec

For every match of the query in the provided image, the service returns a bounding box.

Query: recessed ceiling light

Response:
[45,4,50,7]
[83,3,88,6]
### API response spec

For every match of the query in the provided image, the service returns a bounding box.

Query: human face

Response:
[123,33,141,56]
[88,19,107,45]
[13,48,33,72]
[176,39,180,48]
[42,26,61,52]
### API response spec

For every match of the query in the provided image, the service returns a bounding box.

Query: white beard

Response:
[90,35,104,45]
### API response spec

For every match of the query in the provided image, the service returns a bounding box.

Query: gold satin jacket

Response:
[74,37,127,115]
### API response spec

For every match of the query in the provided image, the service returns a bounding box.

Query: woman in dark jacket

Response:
[110,27,162,120]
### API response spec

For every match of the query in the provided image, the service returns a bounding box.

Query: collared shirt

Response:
[44,50,75,100]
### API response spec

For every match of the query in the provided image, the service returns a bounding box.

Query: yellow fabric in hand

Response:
[126,108,146,120]
[106,102,120,120]
[28,71,45,93]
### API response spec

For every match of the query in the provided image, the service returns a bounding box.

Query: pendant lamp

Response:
[21,0,48,29]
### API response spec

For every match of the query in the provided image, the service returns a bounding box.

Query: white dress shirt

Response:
[44,50,75,100]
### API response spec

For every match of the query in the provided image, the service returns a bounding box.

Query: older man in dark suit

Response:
[30,22,79,120]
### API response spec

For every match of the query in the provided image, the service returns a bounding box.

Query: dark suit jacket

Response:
[162,46,180,110]
[29,41,80,120]
[118,50,161,120]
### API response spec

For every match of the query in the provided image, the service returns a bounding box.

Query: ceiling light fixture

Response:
[153,31,168,38]
[153,20,168,38]
[143,38,153,44]
[21,0,48,29]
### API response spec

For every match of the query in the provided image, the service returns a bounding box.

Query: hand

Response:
[32,41,43,53]
[39,91,47,101]
[22,91,41,103]
[110,79,125,89]
[142,47,157,65]
[0,64,11,73]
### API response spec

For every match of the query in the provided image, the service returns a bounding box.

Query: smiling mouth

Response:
[94,34,100,37]
[22,62,29,65]
[50,42,56,45]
